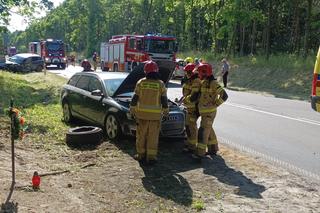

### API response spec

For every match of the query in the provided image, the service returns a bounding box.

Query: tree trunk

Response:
[266,0,272,60]
[240,25,245,56]
[250,20,257,55]
[303,0,312,58]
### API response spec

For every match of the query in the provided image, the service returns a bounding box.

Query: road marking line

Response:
[219,136,320,182]
[226,102,320,126]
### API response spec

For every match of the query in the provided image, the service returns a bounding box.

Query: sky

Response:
[7,0,65,32]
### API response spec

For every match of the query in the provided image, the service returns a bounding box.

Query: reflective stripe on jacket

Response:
[183,78,201,109]
[198,79,225,114]
[133,78,167,120]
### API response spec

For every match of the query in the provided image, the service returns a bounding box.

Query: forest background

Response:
[1,0,319,99]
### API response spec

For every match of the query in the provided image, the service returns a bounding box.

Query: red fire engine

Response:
[100,34,178,72]
[29,39,67,69]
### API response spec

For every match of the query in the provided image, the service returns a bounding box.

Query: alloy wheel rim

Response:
[106,115,117,139]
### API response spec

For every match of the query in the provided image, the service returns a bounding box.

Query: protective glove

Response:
[129,107,136,117]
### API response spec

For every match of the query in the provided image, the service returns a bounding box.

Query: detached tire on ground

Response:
[66,126,103,147]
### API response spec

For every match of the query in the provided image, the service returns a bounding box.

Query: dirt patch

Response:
[0,126,319,212]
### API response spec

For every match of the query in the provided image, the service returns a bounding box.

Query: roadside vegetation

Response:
[0,71,68,146]
[179,51,315,100]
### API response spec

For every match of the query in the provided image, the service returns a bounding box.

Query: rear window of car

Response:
[68,75,80,86]
[76,76,90,91]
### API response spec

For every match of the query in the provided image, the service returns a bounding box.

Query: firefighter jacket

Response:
[183,76,201,109]
[130,77,168,120]
[198,77,226,114]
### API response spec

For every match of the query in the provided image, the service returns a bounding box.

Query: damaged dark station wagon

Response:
[61,62,186,140]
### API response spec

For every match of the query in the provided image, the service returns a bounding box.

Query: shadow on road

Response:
[203,155,266,198]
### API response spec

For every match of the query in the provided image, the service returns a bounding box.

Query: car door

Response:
[86,76,106,124]
[73,75,91,118]
[31,56,43,71]
[23,57,32,72]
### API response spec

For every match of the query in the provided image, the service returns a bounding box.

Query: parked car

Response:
[61,63,186,140]
[172,58,185,79]
[4,53,44,72]
[311,46,320,112]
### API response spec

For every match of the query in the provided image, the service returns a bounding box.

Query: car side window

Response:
[75,76,90,91]
[88,77,103,92]
[68,75,80,86]
[24,58,31,64]
[31,57,39,62]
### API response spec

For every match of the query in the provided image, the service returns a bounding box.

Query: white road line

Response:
[226,102,320,126]
[219,136,320,182]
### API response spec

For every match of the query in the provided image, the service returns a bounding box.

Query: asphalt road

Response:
[51,65,320,179]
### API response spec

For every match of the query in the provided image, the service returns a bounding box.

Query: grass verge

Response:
[0,71,68,145]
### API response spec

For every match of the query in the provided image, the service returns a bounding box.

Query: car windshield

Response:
[8,55,25,64]
[103,78,126,96]
[47,42,63,51]
[145,39,176,54]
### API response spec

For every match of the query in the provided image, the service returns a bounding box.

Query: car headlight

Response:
[45,57,50,62]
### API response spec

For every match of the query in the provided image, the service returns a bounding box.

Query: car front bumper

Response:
[122,111,185,138]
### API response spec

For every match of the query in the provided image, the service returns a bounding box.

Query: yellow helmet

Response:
[184,57,194,64]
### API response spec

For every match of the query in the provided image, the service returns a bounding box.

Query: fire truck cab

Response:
[100,33,178,72]
[29,39,67,69]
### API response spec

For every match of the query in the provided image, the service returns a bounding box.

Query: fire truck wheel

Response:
[113,64,118,72]
[66,126,103,147]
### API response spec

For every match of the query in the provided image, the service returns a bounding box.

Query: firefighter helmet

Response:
[198,63,213,79]
[184,57,194,64]
[144,60,159,74]
[183,63,196,72]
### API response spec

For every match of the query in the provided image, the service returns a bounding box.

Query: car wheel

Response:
[63,101,73,123]
[105,114,121,140]
[66,126,103,147]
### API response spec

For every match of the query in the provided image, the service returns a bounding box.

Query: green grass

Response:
[0,71,68,144]
[192,199,205,211]
[177,51,315,100]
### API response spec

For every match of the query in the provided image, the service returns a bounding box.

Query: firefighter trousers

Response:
[197,111,218,157]
[136,119,161,161]
[185,108,199,151]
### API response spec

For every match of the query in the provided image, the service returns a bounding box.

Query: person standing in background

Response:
[221,58,230,88]
[92,52,98,71]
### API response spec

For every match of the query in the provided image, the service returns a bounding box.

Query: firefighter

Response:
[184,57,194,64]
[81,59,92,71]
[92,52,98,71]
[192,63,228,161]
[181,57,194,85]
[130,60,169,165]
[180,63,201,152]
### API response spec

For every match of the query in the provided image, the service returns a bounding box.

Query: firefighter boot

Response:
[134,153,145,163]
[207,144,219,156]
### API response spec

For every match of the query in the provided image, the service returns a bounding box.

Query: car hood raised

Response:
[113,61,176,97]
